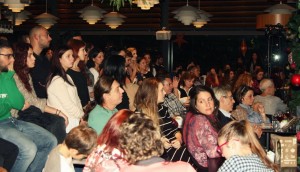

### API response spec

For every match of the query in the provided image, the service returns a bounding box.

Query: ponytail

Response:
[218,120,279,172]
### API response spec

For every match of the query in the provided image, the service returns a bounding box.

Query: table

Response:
[262,129,296,150]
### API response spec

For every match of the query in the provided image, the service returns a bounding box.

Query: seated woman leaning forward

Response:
[217,120,279,172]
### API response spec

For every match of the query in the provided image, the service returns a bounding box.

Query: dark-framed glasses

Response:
[0,54,14,58]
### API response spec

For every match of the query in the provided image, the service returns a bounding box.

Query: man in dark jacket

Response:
[213,85,235,128]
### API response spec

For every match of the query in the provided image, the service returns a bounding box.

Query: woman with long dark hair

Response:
[183,85,223,171]
[67,39,90,107]
[13,42,67,143]
[87,48,105,85]
[47,46,84,133]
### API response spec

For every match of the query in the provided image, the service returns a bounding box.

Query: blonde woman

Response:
[217,120,278,172]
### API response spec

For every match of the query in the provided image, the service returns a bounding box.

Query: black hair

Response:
[47,46,74,87]
[235,85,254,103]
[189,85,221,131]
[102,55,126,86]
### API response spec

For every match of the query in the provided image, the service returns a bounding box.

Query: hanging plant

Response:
[108,0,132,10]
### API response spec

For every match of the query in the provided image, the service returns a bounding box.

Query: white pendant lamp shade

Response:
[193,12,210,28]
[173,5,199,25]
[78,4,106,25]
[35,13,59,29]
[7,10,31,26]
[4,0,29,13]
[103,12,126,29]
[133,0,159,10]
[264,1,296,14]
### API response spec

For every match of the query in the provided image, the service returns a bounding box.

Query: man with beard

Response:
[29,26,52,98]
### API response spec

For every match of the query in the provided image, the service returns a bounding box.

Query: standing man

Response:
[29,26,52,98]
[213,85,235,128]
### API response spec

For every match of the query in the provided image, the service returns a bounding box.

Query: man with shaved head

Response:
[29,26,52,98]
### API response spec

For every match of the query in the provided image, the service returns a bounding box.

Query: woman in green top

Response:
[86,75,124,134]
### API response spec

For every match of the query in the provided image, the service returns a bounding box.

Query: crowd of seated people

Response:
[0,25,287,172]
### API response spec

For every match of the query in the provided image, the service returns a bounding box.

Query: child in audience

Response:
[43,125,97,172]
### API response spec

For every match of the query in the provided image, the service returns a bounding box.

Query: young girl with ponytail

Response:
[217,120,279,172]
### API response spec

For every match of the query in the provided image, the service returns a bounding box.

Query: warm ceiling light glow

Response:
[103,12,126,29]
[132,0,159,10]
[78,1,106,25]
[7,10,31,26]
[4,0,29,13]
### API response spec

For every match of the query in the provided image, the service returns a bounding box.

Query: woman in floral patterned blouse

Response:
[183,85,223,171]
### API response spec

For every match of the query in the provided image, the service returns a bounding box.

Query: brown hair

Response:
[179,72,196,87]
[13,42,33,92]
[134,78,160,127]
[65,125,98,155]
[218,120,279,172]
[232,73,252,93]
[119,112,163,164]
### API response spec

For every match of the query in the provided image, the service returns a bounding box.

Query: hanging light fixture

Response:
[4,0,29,13]
[132,0,159,10]
[193,0,212,28]
[7,10,31,26]
[172,0,198,26]
[103,11,126,29]
[256,1,295,30]
[264,1,296,14]
[78,0,106,25]
[35,0,59,29]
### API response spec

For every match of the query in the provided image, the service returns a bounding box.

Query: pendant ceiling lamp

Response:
[103,11,126,29]
[35,0,59,29]
[133,0,159,10]
[7,10,31,26]
[193,0,212,28]
[256,1,295,30]
[264,1,296,14]
[78,0,106,25]
[172,0,198,26]
[4,0,29,13]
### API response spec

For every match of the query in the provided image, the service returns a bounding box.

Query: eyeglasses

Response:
[217,139,239,154]
[222,95,234,100]
[0,54,14,58]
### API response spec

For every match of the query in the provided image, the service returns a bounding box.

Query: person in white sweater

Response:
[254,79,287,115]
[47,46,84,132]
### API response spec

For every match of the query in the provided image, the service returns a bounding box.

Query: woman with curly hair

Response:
[83,109,130,172]
[13,42,67,143]
[134,78,195,168]
[217,120,278,172]
[183,85,223,172]
[119,111,196,172]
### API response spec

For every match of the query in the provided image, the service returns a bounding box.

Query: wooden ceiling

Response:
[5,0,298,32]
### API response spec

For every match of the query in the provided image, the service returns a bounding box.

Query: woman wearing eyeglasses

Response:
[183,85,223,172]
[217,120,278,172]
